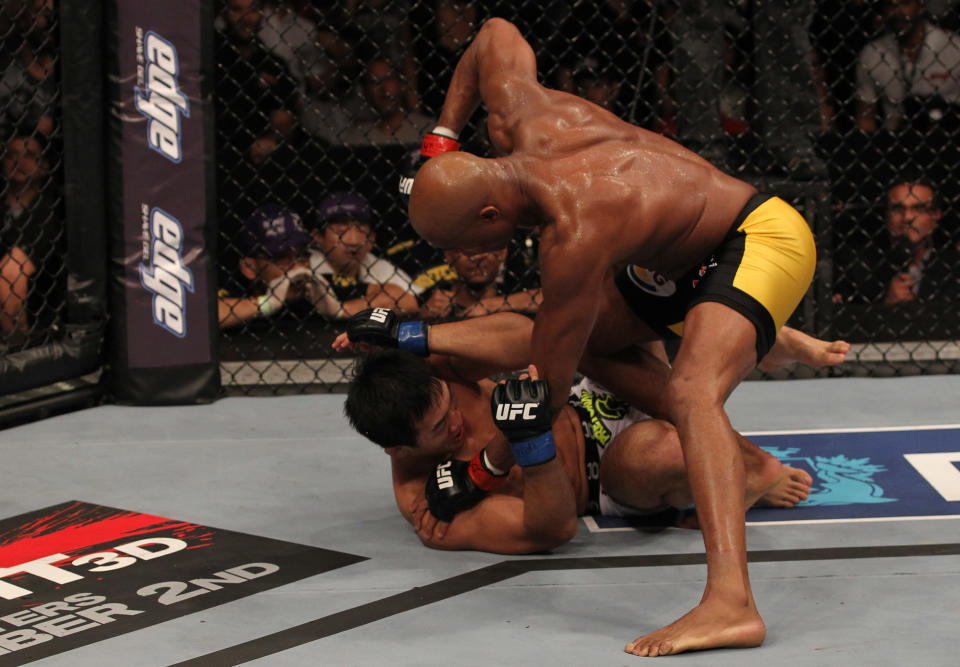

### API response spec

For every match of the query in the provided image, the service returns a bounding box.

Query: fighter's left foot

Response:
[624,595,766,657]
[757,465,812,508]
[800,339,851,368]
[759,330,850,372]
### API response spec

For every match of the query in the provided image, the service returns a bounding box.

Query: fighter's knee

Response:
[634,419,678,452]
[665,374,725,426]
[664,373,696,411]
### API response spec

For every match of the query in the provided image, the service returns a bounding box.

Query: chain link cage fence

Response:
[0,0,104,426]
[1,0,64,356]
[212,0,960,393]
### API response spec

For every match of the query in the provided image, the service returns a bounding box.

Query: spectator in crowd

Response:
[0,133,60,342]
[304,53,434,146]
[752,1,830,177]
[413,248,541,321]
[336,0,419,112]
[218,202,314,329]
[268,1,355,134]
[256,1,341,97]
[409,0,483,118]
[214,0,299,171]
[833,178,960,303]
[664,0,737,164]
[810,0,878,134]
[855,0,960,133]
[0,0,58,141]
[306,192,420,319]
[541,0,670,128]
[669,1,827,177]
[214,0,302,288]
[338,56,435,146]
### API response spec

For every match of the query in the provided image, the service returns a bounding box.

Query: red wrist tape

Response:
[421,134,461,157]
[467,451,507,491]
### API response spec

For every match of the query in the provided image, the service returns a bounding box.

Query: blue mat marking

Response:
[591,426,960,529]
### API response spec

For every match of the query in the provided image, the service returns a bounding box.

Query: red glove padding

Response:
[421,132,461,157]
[398,130,461,196]
[467,449,508,491]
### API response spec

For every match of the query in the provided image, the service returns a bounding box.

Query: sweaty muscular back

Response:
[475,19,756,275]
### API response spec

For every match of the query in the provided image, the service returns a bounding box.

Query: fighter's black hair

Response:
[344,349,444,448]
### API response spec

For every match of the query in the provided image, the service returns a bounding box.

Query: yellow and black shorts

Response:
[614,194,816,360]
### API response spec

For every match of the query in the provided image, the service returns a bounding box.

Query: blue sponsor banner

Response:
[117,1,212,367]
[591,426,960,530]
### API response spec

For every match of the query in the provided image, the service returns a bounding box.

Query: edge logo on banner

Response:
[588,425,960,531]
[0,501,365,663]
[117,4,213,371]
[134,29,189,163]
[138,206,194,338]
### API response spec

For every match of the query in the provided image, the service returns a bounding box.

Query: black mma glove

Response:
[491,378,557,466]
[424,450,508,522]
[398,127,461,197]
[346,308,430,356]
[426,459,486,522]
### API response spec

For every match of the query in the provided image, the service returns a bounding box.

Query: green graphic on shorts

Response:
[579,389,629,447]
[763,446,897,506]
[593,392,630,420]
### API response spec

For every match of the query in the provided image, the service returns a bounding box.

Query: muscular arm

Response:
[402,481,577,554]
[427,312,534,381]
[436,18,539,141]
[530,242,606,417]
[394,437,580,555]
[218,296,261,329]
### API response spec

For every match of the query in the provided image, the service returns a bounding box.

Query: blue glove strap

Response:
[397,321,429,356]
[510,432,556,467]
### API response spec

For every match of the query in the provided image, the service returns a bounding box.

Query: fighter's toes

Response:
[823,340,851,365]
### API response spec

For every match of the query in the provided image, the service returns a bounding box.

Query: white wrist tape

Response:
[431,125,460,140]
[482,449,508,477]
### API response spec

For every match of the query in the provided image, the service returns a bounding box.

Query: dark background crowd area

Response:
[2,0,959,368]
[212,0,960,346]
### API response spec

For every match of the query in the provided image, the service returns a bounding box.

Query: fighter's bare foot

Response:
[759,328,850,372]
[624,597,766,657]
[757,465,813,508]
[800,339,851,368]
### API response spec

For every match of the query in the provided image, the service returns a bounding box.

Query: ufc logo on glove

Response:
[369,308,390,323]
[495,403,539,421]
[435,461,454,490]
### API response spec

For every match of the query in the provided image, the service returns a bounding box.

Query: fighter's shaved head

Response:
[409,152,502,249]
[409,153,480,243]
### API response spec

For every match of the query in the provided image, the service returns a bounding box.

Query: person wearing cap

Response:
[413,248,541,321]
[217,202,315,329]
[306,191,420,319]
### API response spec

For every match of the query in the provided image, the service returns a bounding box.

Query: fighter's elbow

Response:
[476,18,526,55]
[528,514,579,550]
[479,17,517,38]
